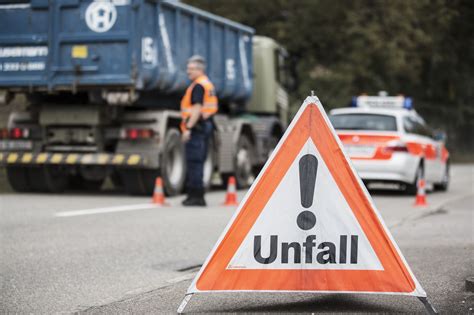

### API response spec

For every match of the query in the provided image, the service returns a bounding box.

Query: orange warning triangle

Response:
[187,96,426,296]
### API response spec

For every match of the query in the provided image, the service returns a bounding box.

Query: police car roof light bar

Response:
[353,95,413,110]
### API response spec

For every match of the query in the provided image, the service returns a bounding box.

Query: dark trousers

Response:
[185,120,213,190]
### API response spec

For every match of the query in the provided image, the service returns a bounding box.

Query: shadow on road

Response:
[210,294,403,313]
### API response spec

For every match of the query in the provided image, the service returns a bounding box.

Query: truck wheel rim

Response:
[167,144,183,186]
[203,148,213,187]
[237,148,252,185]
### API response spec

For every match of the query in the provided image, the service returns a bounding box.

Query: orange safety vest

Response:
[180,75,218,122]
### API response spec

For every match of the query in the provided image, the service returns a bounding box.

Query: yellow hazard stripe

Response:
[50,153,63,164]
[21,153,33,163]
[112,154,125,164]
[0,152,145,166]
[7,153,19,163]
[36,153,48,163]
[81,154,93,164]
[97,154,109,165]
[66,154,79,164]
[127,154,140,165]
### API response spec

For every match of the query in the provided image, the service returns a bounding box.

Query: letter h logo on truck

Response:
[85,2,117,33]
[185,95,426,299]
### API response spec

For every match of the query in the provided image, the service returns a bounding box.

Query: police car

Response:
[329,95,450,194]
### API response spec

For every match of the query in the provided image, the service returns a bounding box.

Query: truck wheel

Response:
[110,172,123,189]
[27,167,48,192]
[161,128,185,196]
[203,138,215,190]
[434,161,449,192]
[45,166,68,193]
[267,135,279,158]
[28,166,68,193]
[234,135,255,188]
[119,169,143,195]
[253,135,280,176]
[69,175,104,191]
[6,166,32,192]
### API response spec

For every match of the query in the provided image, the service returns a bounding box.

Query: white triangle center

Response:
[228,138,383,270]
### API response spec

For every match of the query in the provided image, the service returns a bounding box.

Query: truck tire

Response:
[203,138,215,190]
[6,166,32,192]
[119,169,144,195]
[234,135,255,189]
[119,169,157,195]
[69,175,104,191]
[161,128,185,196]
[44,166,69,193]
[110,172,123,189]
[119,129,184,196]
[253,135,279,176]
[28,166,68,193]
[267,135,279,158]
[27,167,48,192]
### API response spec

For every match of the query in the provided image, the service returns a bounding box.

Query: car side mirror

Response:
[432,130,446,142]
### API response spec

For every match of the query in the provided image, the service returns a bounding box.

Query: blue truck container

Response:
[0,0,289,196]
[0,0,254,105]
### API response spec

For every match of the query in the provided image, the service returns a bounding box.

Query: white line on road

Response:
[55,203,161,217]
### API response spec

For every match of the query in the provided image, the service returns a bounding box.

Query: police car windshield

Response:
[329,114,398,131]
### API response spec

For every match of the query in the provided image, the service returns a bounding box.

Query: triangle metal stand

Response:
[177,293,193,314]
[418,297,438,314]
[176,294,438,314]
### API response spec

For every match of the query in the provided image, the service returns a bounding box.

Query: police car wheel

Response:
[235,135,254,189]
[161,128,185,196]
[6,166,32,192]
[434,161,449,192]
[404,164,423,196]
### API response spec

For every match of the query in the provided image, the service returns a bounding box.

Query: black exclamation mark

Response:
[296,154,318,230]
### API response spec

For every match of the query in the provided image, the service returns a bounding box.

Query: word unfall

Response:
[253,234,359,264]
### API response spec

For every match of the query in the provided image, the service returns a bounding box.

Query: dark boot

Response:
[182,188,194,205]
[182,187,206,207]
[194,187,207,206]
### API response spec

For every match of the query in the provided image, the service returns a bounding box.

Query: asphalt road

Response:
[1,164,473,314]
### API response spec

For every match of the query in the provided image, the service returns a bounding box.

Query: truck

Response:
[0,0,291,195]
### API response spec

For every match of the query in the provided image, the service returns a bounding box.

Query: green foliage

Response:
[185,0,474,155]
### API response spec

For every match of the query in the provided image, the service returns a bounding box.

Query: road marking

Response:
[55,203,160,217]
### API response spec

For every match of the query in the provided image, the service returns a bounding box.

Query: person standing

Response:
[180,55,218,206]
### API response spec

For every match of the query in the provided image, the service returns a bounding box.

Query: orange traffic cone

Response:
[152,177,167,205]
[413,177,428,207]
[223,176,239,206]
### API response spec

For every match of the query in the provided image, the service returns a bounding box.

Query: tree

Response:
[185,0,474,157]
